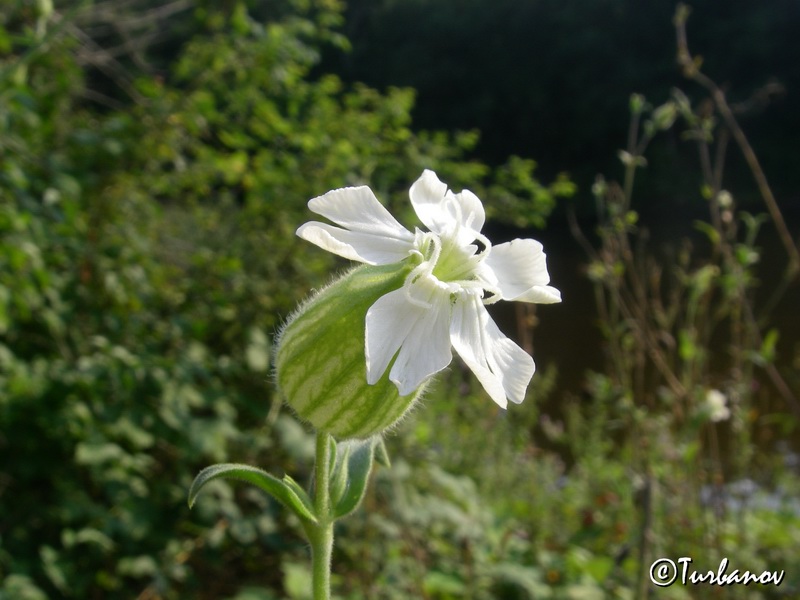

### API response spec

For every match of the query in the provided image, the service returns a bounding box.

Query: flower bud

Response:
[275,262,426,440]
[651,101,677,131]
[629,93,646,115]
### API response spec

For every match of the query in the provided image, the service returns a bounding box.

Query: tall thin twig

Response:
[675,4,800,277]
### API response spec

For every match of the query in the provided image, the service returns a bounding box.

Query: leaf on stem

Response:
[188,463,318,523]
[328,443,350,508]
[333,439,376,519]
[374,438,391,468]
[282,473,317,518]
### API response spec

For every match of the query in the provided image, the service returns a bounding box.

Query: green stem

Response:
[310,431,333,600]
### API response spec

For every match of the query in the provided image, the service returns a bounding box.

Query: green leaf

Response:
[328,435,337,473]
[283,562,313,600]
[188,463,317,523]
[584,555,615,582]
[651,101,677,131]
[757,328,779,365]
[629,93,645,115]
[423,571,466,594]
[0,575,48,600]
[374,437,391,468]
[245,327,271,372]
[281,474,316,519]
[333,439,376,519]
[693,220,720,245]
[328,443,350,508]
[40,546,68,594]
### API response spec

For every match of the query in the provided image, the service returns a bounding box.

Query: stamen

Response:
[456,280,487,292]
[403,232,441,308]
[482,293,502,306]
[447,194,464,226]
[404,264,434,308]
[463,211,475,231]
[425,232,442,265]
[474,231,492,258]
[480,281,503,305]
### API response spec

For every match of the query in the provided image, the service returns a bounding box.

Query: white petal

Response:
[300,185,415,263]
[309,185,413,242]
[409,170,449,234]
[449,299,506,407]
[446,189,485,244]
[479,238,561,303]
[515,285,562,304]
[297,221,414,265]
[389,288,452,394]
[409,170,485,244]
[365,288,418,383]
[365,282,452,395]
[450,294,535,407]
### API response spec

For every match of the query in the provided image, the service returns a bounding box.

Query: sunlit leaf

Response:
[188,463,317,523]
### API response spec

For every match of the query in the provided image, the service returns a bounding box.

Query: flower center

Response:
[431,236,480,283]
[403,229,496,309]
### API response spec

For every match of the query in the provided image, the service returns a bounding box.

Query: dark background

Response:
[322,0,800,215]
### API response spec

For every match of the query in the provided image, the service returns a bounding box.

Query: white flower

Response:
[705,389,730,422]
[297,170,561,408]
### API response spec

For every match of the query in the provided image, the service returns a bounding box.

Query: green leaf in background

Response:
[282,562,313,600]
[0,575,48,600]
[245,327,271,372]
[422,571,466,595]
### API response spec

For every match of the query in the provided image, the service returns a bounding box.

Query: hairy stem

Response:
[310,431,333,600]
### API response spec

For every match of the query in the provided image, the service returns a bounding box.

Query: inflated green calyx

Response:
[275,262,426,439]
